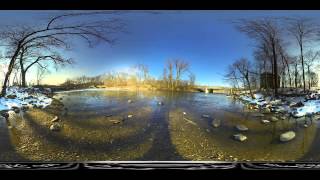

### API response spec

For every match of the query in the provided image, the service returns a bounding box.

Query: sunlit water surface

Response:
[2,89,320,162]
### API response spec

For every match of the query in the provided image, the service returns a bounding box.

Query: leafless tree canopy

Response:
[0,11,126,96]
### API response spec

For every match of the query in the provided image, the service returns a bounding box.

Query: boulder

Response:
[235,124,248,131]
[50,123,61,131]
[127,99,132,103]
[233,134,247,142]
[280,131,296,142]
[127,114,133,118]
[51,116,59,122]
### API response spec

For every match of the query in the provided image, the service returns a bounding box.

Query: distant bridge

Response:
[194,86,229,94]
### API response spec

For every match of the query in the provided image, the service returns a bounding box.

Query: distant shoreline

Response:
[50,85,230,95]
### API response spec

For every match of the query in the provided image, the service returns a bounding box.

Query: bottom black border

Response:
[1,162,320,170]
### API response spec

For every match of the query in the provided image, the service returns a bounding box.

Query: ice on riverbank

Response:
[238,91,320,118]
[0,86,52,112]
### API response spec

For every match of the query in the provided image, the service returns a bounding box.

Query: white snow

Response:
[0,86,52,111]
[238,92,320,118]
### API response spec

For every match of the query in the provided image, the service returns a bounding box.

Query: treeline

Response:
[225,17,320,98]
[61,59,197,91]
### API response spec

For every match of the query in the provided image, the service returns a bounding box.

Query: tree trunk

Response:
[1,65,14,97]
[308,65,311,90]
[21,71,27,87]
[1,43,22,97]
[300,43,306,92]
[294,63,298,88]
[271,41,278,97]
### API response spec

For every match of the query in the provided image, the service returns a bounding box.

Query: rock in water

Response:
[127,99,132,103]
[51,116,59,122]
[233,134,247,142]
[127,114,133,118]
[202,114,210,118]
[109,119,121,124]
[280,131,296,142]
[157,101,164,106]
[12,107,20,114]
[50,123,61,131]
[236,124,248,131]
[211,119,221,128]
[183,112,187,115]
[271,117,279,122]
[252,113,264,117]
[261,119,270,124]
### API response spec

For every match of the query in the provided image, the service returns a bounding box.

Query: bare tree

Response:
[304,50,320,89]
[236,18,282,97]
[135,64,149,85]
[0,11,125,96]
[36,64,47,86]
[174,59,189,89]
[286,17,318,92]
[167,60,174,90]
[226,58,254,98]
[188,71,196,88]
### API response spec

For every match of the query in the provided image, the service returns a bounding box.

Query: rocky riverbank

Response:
[234,90,320,119]
[0,86,53,119]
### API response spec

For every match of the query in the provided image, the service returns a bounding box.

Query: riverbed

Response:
[1,89,320,162]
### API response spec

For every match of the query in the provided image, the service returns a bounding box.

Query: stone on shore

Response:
[6,94,17,99]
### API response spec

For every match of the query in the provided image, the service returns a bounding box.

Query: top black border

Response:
[1,0,320,10]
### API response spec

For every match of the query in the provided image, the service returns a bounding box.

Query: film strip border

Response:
[1,162,320,170]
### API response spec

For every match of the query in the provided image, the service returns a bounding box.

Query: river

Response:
[1,89,320,162]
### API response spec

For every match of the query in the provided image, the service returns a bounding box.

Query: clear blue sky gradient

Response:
[1,10,320,86]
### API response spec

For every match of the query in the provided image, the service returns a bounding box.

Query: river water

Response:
[2,89,320,162]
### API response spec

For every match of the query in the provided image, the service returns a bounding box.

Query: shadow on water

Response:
[134,104,186,161]
[298,122,320,161]
[0,117,28,162]
[23,114,156,156]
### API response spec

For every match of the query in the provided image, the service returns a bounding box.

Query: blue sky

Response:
[1,10,320,86]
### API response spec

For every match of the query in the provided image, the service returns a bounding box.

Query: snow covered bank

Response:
[238,91,320,118]
[0,86,53,112]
